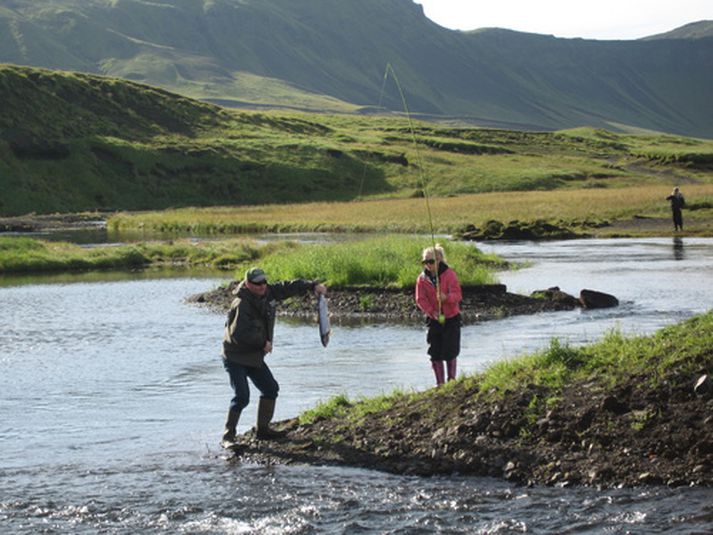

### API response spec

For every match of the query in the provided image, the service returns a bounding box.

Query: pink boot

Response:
[431,360,445,386]
[447,358,457,381]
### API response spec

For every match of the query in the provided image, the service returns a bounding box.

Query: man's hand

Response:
[314,283,327,296]
[263,341,273,353]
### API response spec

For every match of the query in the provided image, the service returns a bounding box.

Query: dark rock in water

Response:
[531,287,580,308]
[579,289,619,309]
[694,374,711,397]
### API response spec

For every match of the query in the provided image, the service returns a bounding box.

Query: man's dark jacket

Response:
[223,279,315,367]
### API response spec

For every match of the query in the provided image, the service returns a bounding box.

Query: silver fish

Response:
[318,294,331,347]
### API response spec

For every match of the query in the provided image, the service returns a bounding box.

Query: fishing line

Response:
[362,62,444,321]
[357,66,390,199]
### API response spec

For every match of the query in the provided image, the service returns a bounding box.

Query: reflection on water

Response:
[1,237,712,533]
[673,237,685,261]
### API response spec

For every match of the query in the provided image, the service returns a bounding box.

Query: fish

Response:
[318,293,331,347]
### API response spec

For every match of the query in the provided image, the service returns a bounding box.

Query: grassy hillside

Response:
[0,1,712,137]
[2,65,713,217]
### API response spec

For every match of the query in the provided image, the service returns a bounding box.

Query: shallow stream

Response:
[1,237,712,533]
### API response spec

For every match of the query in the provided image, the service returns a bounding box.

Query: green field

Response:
[2,65,713,219]
[108,184,713,236]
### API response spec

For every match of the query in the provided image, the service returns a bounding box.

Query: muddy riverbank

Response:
[226,312,713,489]
[0,212,106,232]
[188,280,592,323]
[231,364,713,488]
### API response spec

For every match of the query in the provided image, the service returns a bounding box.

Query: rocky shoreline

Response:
[188,280,614,323]
[228,365,712,489]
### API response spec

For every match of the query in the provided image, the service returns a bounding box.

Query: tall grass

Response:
[108,184,713,235]
[478,312,713,395]
[253,235,503,288]
[0,235,504,285]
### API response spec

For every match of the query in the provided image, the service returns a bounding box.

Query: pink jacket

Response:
[415,266,462,320]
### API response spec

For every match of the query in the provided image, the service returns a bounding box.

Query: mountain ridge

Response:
[0,1,712,137]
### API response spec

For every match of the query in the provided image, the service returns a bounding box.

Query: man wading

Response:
[221,268,327,447]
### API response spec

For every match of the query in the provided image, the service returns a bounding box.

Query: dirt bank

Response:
[188,281,584,323]
[228,358,713,489]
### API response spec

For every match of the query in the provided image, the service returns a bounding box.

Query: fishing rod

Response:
[373,63,445,324]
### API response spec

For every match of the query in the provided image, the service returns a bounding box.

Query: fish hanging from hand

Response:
[318,293,331,347]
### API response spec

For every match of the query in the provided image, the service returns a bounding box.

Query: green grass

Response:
[299,389,415,426]
[3,65,713,218]
[0,235,504,286]
[478,313,713,395]
[108,183,713,236]
[0,236,277,273]
[253,235,503,288]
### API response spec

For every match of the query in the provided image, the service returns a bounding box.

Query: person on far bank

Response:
[415,244,462,386]
[221,267,327,448]
[666,186,686,231]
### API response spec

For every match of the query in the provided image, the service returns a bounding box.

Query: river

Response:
[1,237,712,533]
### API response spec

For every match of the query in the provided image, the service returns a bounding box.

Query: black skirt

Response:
[426,314,461,361]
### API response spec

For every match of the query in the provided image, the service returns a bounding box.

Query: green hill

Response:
[2,64,713,217]
[0,0,712,137]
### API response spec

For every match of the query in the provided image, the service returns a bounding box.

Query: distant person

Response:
[415,244,463,386]
[666,187,686,231]
[221,267,327,448]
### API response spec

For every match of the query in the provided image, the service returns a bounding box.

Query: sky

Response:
[417,0,713,40]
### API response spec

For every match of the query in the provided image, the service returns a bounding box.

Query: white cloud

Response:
[417,0,713,40]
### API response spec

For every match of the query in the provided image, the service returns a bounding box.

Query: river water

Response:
[1,237,712,533]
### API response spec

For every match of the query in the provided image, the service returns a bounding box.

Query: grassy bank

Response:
[0,236,274,274]
[249,312,713,487]
[300,311,713,426]
[0,235,502,286]
[108,184,713,236]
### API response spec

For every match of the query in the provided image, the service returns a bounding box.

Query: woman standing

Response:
[415,244,463,386]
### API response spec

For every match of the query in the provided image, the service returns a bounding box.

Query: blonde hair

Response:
[422,243,446,262]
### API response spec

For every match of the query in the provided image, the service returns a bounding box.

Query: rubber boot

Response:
[256,398,286,440]
[221,408,241,448]
[431,360,445,386]
[447,358,457,382]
